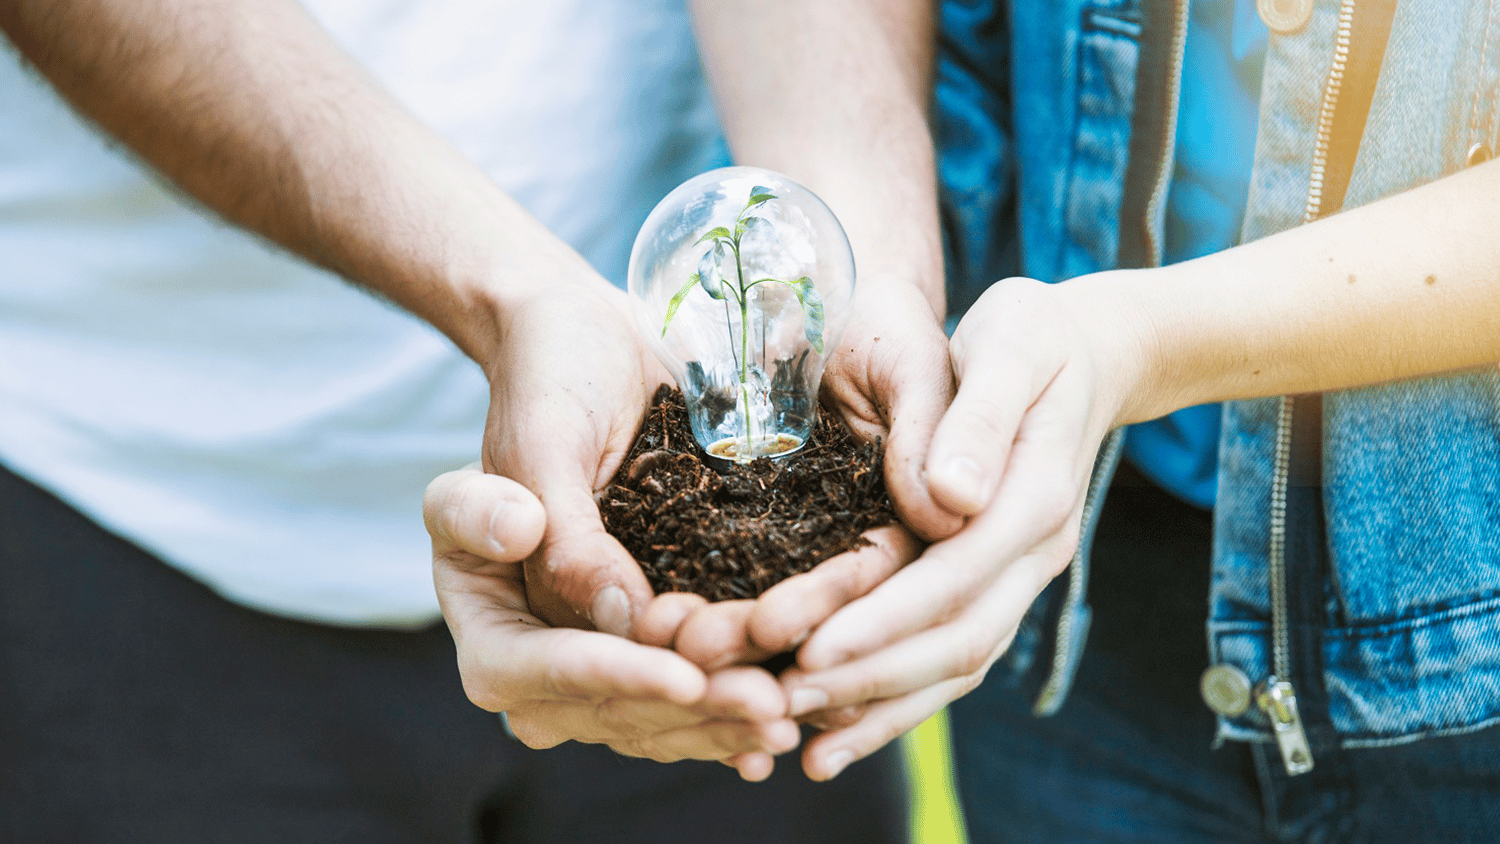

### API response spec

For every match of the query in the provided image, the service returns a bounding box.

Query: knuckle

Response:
[506,712,562,750]
[952,396,1012,446]
[625,739,679,764]
[593,698,647,740]
[929,558,983,624]
[607,738,649,760]
[955,625,998,676]
[850,672,889,707]
[957,668,988,697]
[1033,476,1082,535]
[456,657,508,712]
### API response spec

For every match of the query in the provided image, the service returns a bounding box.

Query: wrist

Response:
[1058,269,1183,428]
[414,193,625,379]
[1069,259,1258,427]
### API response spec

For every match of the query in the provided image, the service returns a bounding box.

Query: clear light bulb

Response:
[628,166,855,462]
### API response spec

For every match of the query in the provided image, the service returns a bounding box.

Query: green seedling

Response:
[660,187,825,458]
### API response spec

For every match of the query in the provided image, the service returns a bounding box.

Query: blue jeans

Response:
[950,467,1500,843]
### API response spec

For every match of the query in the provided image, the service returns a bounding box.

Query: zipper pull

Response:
[1256,677,1315,775]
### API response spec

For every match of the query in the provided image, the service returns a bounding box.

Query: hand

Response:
[638,524,925,672]
[427,466,802,777]
[634,276,945,678]
[820,273,963,543]
[770,275,1153,779]
[480,279,666,636]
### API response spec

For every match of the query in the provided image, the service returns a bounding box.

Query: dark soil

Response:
[600,385,897,602]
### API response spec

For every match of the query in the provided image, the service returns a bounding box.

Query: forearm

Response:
[0,0,609,373]
[688,0,944,311]
[1093,159,1500,424]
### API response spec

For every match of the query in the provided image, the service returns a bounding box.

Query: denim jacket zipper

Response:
[1032,0,1191,717]
[1259,0,1363,778]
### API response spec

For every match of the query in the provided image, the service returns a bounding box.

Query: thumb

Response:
[878,330,965,541]
[925,342,1048,517]
[527,472,656,639]
[425,464,547,563]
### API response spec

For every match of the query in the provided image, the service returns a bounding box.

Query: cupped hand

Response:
[770,275,1155,779]
[820,273,963,542]
[428,466,802,778]
[640,524,925,672]
[636,276,949,680]
[480,281,665,637]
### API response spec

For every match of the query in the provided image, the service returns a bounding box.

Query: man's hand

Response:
[478,280,667,637]
[822,274,963,543]
[427,466,802,777]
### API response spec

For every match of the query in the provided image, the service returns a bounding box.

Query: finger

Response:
[876,326,964,541]
[725,752,777,782]
[636,592,709,648]
[424,466,547,564]
[922,340,1043,516]
[506,696,707,749]
[700,665,790,721]
[518,701,788,760]
[782,552,1053,715]
[673,600,777,670]
[800,377,1094,672]
[800,677,972,781]
[615,716,802,763]
[460,624,706,712]
[791,513,1040,674]
[526,474,655,636]
[797,703,868,731]
[745,524,920,654]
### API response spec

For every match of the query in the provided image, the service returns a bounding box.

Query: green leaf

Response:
[736,215,777,248]
[752,276,826,354]
[695,226,733,245]
[661,273,703,337]
[696,243,728,300]
[746,187,776,209]
[795,277,825,353]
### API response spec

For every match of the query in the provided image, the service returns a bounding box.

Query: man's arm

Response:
[683,0,967,778]
[1,0,594,364]
[688,0,958,541]
[2,0,795,764]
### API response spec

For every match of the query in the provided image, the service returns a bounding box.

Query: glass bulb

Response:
[628,166,855,462]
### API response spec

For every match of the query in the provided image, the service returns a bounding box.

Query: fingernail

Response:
[591,586,633,637]
[822,749,855,780]
[941,456,985,508]
[786,628,809,649]
[788,686,828,717]
[485,498,515,556]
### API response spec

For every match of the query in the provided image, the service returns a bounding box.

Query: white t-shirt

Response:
[0,0,724,625]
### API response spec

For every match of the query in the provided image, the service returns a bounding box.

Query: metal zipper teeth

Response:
[1302,0,1358,225]
[1033,431,1124,714]
[1142,0,1193,268]
[1267,0,1358,679]
[1034,0,1192,712]
[1267,394,1295,675]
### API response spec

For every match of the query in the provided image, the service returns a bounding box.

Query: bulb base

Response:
[706,433,805,464]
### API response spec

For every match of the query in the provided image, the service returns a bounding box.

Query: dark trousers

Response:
[950,467,1500,844]
[0,463,908,844]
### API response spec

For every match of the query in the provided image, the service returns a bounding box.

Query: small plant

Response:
[659,187,826,459]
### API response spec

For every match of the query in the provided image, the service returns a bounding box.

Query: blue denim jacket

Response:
[937,0,1500,754]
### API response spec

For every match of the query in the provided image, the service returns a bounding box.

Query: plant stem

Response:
[732,238,754,454]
